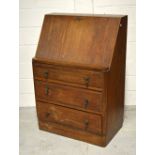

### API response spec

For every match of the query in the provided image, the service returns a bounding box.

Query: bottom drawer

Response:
[37,101,102,135]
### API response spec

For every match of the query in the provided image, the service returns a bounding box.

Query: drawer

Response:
[37,101,102,135]
[35,80,103,113]
[33,62,103,90]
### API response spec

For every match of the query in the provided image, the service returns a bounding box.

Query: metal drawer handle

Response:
[45,112,50,118]
[45,86,49,95]
[83,76,90,87]
[44,71,48,79]
[84,120,89,130]
[84,99,89,109]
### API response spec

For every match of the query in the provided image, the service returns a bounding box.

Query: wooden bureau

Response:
[32,13,127,146]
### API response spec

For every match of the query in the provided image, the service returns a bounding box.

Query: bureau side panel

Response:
[105,16,127,145]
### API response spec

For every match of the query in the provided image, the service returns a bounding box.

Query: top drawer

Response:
[33,62,104,91]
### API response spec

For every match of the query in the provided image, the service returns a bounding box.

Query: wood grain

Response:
[33,61,104,90]
[34,80,104,113]
[37,101,103,135]
[36,15,120,69]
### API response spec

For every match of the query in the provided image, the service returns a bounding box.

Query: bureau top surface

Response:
[35,14,126,70]
[46,13,126,18]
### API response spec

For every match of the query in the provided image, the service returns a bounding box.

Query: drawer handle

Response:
[45,86,49,95]
[84,99,89,109]
[45,112,50,118]
[83,76,90,87]
[84,120,89,130]
[44,71,48,79]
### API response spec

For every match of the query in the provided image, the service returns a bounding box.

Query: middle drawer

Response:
[35,80,103,113]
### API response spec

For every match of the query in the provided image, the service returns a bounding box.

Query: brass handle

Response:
[44,71,48,79]
[84,120,89,130]
[84,99,89,109]
[45,112,50,118]
[45,86,49,95]
[83,76,90,87]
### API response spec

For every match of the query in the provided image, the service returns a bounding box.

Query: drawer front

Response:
[33,63,103,90]
[37,102,102,135]
[35,80,103,113]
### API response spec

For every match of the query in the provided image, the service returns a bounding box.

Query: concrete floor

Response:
[19,107,136,155]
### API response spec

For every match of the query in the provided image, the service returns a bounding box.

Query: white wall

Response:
[19,0,136,107]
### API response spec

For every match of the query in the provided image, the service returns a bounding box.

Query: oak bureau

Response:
[32,13,127,146]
